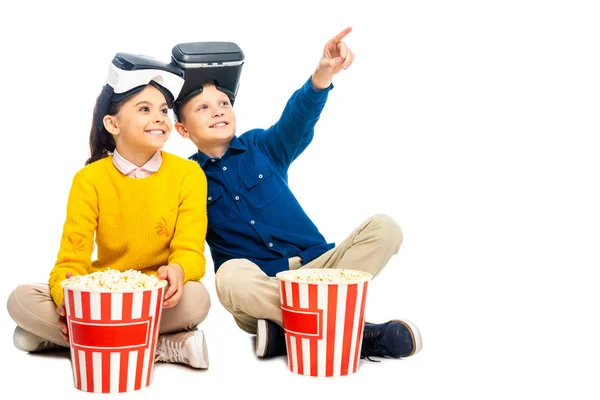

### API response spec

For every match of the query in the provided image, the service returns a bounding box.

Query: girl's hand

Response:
[157,263,184,308]
[56,272,73,343]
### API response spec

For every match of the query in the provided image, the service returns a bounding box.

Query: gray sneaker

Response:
[13,326,63,352]
[155,330,209,369]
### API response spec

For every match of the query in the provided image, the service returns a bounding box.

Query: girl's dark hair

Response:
[85,98,123,166]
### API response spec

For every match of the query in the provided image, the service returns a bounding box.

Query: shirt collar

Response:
[112,149,162,175]
[191,136,247,168]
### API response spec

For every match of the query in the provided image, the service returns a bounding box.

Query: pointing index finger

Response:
[329,27,353,45]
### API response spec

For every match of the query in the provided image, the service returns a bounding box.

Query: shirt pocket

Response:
[242,161,283,209]
[207,184,232,227]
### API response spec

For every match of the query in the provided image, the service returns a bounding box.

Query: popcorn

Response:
[286,269,371,283]
[61,268,166,291]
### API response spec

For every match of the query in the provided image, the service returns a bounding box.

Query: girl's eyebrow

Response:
[134,101,168,107]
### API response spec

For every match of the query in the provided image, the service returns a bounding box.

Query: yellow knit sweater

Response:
[49,151,207,305]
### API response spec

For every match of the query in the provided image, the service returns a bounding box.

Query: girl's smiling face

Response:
[104,84,172,164]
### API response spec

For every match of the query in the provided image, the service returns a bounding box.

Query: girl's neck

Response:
[115,146,159,167]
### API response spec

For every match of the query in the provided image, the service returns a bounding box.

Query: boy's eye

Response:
[197,105,208,111]
[220,100,230,106]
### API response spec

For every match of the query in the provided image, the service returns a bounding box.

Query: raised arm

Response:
[255,27,355,170]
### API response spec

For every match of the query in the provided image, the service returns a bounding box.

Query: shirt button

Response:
[250,220,255,225]
[268,242,273,248]
[235,195,240,201]
[258,174,263,179]
[222,166,227,171]
[211,159,216,162]
[208,196,212,201]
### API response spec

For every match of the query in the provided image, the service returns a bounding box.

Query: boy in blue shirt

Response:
[175,27,422,359]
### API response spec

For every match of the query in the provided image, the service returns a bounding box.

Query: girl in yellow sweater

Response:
[7,53,211,369]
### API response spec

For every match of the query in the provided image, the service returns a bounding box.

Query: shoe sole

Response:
[256,319,268,358]
[392,319,423,357]
[13,327,25,352]
[194,331,209,369]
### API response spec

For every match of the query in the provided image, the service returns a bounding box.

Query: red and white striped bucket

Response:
[61,282,167,393]
[276,269,372,377]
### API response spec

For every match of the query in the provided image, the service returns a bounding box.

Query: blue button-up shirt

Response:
[189,77,335,276]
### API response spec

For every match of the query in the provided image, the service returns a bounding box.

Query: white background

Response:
[1,0,599,398]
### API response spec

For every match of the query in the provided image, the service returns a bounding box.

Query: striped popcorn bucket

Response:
[276,269,372,377]
[60,281,167,393]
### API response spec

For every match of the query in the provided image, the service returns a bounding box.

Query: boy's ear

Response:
[175,122,190,138]
[103,116,119,136]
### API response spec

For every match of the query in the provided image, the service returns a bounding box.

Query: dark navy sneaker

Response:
[256,319,287,358]
[361,319,422,359]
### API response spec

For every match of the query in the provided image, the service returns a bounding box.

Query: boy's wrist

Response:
[311,67,333,90]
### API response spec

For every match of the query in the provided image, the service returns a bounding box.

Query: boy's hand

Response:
[158,263,184,308]
[56,272,73,343]
[312,26,355,90]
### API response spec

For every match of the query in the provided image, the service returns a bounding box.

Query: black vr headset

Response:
[171,41,245,119]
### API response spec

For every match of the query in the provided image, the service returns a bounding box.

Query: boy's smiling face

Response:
[175,84,237,152]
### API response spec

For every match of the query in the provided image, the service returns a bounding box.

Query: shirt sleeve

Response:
[255,76,332,170]
[168,164,208,283]
[49,171,98,306]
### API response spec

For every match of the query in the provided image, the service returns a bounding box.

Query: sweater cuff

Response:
[170,259,203,283]
[50,283,64,307]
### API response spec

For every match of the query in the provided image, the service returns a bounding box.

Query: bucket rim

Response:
[276,268,372,285]
[60,279,168,294]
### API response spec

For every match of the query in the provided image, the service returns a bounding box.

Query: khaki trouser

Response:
[215,214,403,334]
[7,281,211,347]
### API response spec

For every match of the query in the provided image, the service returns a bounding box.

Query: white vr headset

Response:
[107,54,185,98]
[94,53,185,130]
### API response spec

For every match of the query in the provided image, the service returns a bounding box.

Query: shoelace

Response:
[37,341,59,351]
[155,336,186,364]
[360,330,389,362]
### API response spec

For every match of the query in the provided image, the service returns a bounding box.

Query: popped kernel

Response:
[61,269,165,291]
[287,269,371,283]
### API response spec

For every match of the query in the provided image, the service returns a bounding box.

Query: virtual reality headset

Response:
[108,53,185,100]
[94,53,185,130]
[171,42,244,116]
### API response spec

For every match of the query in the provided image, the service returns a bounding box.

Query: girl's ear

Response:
[175,122,190,138]
[103,115,119,136]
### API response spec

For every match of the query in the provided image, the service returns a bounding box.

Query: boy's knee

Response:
[372,214,403,251]
[215,259,257,297]
[215,259,266,311]
[215,261,240,307]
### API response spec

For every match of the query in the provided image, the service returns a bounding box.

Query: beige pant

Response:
[215,214,403,334]
[7,281,211,347]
